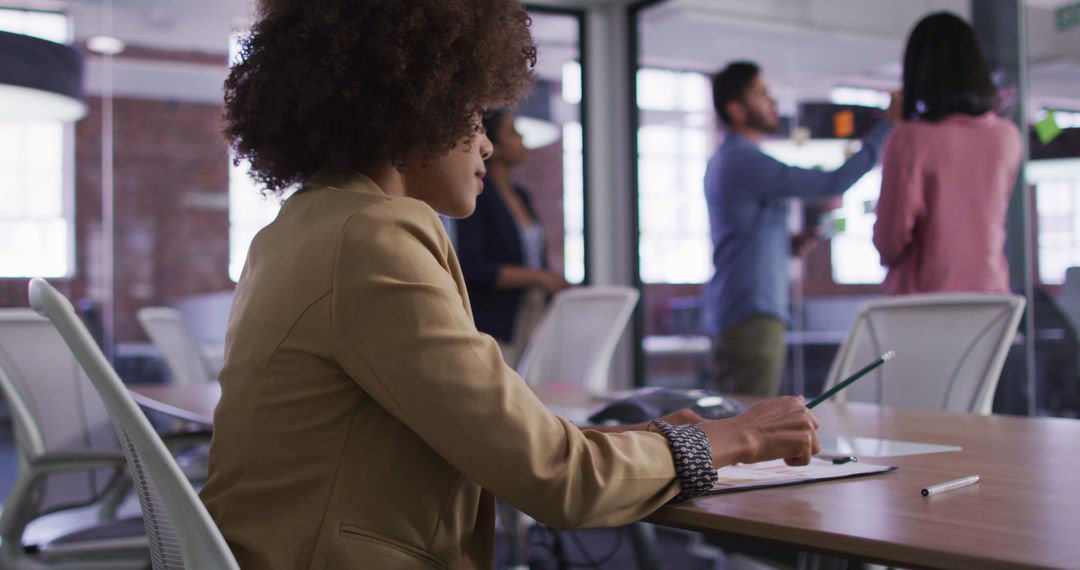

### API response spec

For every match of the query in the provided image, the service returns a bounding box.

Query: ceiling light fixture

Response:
[86,35,125,56]
[0,30,85,121]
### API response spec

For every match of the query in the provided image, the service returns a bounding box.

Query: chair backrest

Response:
[516,286,640,392]
[170,291,234,349]
[137,307,214,386]
[823,293,1025,415]
[29,278,239,570]
[0,308,119,516]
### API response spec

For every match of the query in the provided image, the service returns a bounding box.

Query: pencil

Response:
[807,350,895,409]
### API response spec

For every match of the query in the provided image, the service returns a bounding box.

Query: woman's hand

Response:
[888,90,904,123]
[790,229,820,258]
[698,396,820,467]
[535,270,570,294]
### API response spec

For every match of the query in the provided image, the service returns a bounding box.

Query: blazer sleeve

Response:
[873,125,924,267]
[330,200,680,529]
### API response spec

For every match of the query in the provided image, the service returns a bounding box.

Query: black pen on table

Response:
[807,350,896,409]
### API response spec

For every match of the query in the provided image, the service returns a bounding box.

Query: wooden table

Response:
[649,403,1080,570]
[130,383,1080,569]
[131,383,219,426]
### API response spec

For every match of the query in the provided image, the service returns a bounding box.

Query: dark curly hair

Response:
[225,0,537,194]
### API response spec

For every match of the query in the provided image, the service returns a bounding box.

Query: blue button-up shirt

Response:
[702,122,892,334]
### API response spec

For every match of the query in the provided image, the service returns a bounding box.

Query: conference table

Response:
[130,382,1080,570]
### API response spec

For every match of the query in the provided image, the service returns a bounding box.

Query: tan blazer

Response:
[200,175,680,569]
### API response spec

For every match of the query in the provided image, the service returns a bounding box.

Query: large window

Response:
[1032,158,1080,285]
[227,31,282,282]
[636,67,714,284]
[228,159,282,281]
[0,9,71,278]
[561,117,585,283]
[761,139,885,285]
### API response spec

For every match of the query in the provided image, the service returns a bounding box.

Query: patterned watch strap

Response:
[651,421,718,502]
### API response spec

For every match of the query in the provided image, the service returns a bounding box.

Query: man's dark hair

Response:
[902,12,995,122]
[224,0,536,195]
[711,61,760,127]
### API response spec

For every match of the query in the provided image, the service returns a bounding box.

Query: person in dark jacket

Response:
[457,109,569,365]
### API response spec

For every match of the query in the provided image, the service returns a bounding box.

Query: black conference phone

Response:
[588,387,745,425]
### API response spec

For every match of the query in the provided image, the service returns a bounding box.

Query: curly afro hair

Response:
[225,0,537,195]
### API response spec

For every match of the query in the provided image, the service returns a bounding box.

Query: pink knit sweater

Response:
[873,113,1022,294]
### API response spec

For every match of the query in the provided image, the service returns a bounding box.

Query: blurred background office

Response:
[632,0,1080,421]
[1,0,1079,567]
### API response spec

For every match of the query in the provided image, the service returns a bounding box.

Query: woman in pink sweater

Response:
[873,12,1022,294]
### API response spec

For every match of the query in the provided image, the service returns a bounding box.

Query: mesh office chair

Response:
[0,309,147,569]
[29,278,239,570]
[137,308,216,386]
[516,286,640,393]
[823,293,1025,415]
[135,307,215,482]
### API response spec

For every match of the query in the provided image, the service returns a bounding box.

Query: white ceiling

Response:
[9,0,1077,111]
[639,0,1080,112]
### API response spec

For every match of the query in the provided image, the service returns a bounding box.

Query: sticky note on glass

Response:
[833,110,855,138]
[1036,110,1063,145]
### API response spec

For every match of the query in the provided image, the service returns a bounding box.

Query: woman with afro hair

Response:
[201,1,821,568]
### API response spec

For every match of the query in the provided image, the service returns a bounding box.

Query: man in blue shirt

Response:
[703,61,893,396]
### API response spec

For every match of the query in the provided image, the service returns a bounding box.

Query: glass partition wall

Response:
[633,0,1076,418]
[1018,0,1080,417]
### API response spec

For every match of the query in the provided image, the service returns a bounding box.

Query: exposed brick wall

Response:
[0,95,232,344]
[113,97,232,341]
[0,279,78,309]
[642,283,703,336]
[517,138,566,274]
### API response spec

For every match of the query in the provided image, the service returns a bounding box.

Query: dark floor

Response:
[496,525,715,570]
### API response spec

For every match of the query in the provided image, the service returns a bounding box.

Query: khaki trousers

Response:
[710,316,786,397]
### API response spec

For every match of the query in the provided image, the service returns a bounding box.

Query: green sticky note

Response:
[1036,110,1064,145]
[1058,3,1080,31]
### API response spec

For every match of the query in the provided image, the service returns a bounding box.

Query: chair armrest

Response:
[1,452,128,542]
[27,451,126,473]
[162,430,212,444]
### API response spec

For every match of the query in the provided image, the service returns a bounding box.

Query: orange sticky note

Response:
[833,110,854,138]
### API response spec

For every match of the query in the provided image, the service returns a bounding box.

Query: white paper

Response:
[710,457,894,494]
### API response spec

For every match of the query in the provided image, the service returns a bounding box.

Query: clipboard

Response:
[708,457,897,494]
